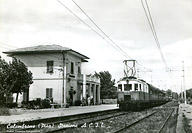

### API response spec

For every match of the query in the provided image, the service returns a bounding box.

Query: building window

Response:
[71,62,74,74]
[78,66,81,74]
[46,88,53,99]
[47,61,54,73]
[124,84,132,91]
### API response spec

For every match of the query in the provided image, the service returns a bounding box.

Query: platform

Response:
[0,104,118,124]
[176,103,192,133]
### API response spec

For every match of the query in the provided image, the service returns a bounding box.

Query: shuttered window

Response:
[71,62,74,74]
[46,88,53,98]
[78,66,81,74]
[47,61,54,73]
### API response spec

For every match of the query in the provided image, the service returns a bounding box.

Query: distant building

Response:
[4,44,100,106]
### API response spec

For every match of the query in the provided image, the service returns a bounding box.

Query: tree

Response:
[0,56,10,105]
[186,88,192,98]
[166,89,172,96]
[95,71,117,99]
[7,58,33,103]
[172,92,178,100]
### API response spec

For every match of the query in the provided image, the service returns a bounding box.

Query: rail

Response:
[112,111,158,133]
[158,108,175,133]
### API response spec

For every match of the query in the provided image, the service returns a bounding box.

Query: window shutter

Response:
[47,61,54,73]
[50,89,53,98]
[46,88,49,98]
[46,88,53,98]
[71,62,74,74]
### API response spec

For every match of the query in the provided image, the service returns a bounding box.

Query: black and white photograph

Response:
[0,0,192,132]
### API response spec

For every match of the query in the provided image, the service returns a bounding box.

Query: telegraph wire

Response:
[66,0,152,72]
[70,0,134,60]
[57,0,104,40]
[57,0,126,57]
[144,0,170,72]
[140,0,174,91]
[0,43,18,50]
[0,43,18,49]
[57,0,130,58]
[0,46,13,50]
[140,0,170,73]
[0,44,63,64]
[57,0,131,60]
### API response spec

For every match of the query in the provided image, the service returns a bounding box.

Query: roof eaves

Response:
[69,49,89,59]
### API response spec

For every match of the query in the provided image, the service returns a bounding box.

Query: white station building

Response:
[4,44,100,106]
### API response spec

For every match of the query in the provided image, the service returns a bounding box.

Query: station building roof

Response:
[3,44,89,61]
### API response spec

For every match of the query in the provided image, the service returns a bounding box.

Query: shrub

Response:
[0,107,10,116]
[65,103,69,108]
[27,100,36,109]
[41,99,51,108]
[6,103,18,108]
[34,98,41,108]
[21,98,52,109]
[74,100,81,106]
[21,98,43,109]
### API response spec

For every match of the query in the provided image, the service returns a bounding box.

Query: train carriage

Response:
[117,76,167,111]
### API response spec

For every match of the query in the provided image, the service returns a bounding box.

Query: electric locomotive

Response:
[117,76,167,110]
[117,60,167,111]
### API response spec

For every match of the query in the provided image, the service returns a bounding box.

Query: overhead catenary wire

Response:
[72,0,152,72]
[140,0,174,91]
[140,0,170,72]
[57,0,133,61]
[145,0,170,73]
[58,0,151,72]
[71,0,134,60]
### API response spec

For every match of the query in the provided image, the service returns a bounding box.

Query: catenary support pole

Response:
[182,61,187,104]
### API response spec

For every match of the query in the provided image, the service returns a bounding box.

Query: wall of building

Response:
[29,79,63,103]
[14,52,84,104]
[12,52,100,106]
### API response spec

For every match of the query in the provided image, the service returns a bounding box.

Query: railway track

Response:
[158,108,175,133]
[1,109,118,132]
[59,103,177,133]
[53,109,158,133]
[112,108,175,133]
[112,111,158,133]
[2,101,178,133]
[5,109,129,133]
[44,110,130,133]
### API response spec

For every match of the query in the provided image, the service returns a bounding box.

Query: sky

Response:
[0,0,192,93]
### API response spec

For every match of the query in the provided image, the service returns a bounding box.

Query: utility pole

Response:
[182,61,187,104]
[62,52,67,107]
[170,63,186,103]
[181,80,183,101]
